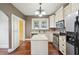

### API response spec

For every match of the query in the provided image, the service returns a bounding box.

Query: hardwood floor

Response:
[9,40,31,55]
[48,42,62,55]
[9,40,62,55]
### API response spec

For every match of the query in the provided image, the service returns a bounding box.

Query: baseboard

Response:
[0,48,8,50]
[8,43,22,53]
[8,49,15,53]
[23,39,25,41]
[58,50,63,55]
[8,46,19,53]
[48,42,53,44]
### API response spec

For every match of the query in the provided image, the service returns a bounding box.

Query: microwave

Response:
[56,20,65,29]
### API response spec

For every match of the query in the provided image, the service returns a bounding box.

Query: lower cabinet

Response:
[31,40,48,55]
[59,36,66,55]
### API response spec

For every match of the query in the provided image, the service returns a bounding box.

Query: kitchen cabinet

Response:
[31,34,48,55]
[32,18,49,30]
[64,4,72,18]
[71,3,79,13]
[55,6,64,22]
[49,15,56,28]
[45,32,53,42]
[64,3,79,18]
[59,36,66,55]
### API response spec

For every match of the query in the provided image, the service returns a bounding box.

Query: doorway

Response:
[0,11,9,54]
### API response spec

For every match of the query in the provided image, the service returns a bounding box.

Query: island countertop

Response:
[31,34,48,41]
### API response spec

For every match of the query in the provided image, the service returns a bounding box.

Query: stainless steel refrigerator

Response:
[65,11,79,55]
[74,15,79,55]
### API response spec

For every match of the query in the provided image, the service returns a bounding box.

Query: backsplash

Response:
[31,30,49,34]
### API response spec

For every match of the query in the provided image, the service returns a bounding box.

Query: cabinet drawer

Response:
[59,45,66,55]
[61,48,66,55]
[59,42,66,50]
[61,39,66,43]
[59,36,66,42]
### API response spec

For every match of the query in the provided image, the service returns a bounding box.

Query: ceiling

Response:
[12,3,67,16]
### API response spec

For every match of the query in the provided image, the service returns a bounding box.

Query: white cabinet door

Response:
[49,15,56,28]
[64,4,72,18]
[71,3,79,13]
[59,36,66,55]
[55,6,64,22]
[31,40,48,55]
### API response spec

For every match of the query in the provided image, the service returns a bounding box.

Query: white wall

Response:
[0,11,9,48]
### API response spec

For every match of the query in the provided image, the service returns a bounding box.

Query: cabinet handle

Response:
[62,44,64,46]
[62,50,64,53]
[62,39,64,41]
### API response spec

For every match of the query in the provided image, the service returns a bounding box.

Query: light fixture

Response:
[35,11,39,15]
[38,14,43,17]
[35,3,46,17]
[41,11,46,15]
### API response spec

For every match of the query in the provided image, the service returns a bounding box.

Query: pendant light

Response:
[35,3,46,17]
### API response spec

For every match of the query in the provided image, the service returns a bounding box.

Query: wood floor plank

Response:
[0,40,61,55]
[9,40,62,55]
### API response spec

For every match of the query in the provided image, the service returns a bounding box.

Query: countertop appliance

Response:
[56,20,65,34]
[56,20,65,29]
[56,20,66,35]
[65,11,79,55]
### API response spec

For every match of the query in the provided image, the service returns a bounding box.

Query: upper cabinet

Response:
[71,3,79,13]
[64,4,72,18]
[55,6,64,22]
[32,18,49,30]
[49,15,56,28]
[64,3,79,18]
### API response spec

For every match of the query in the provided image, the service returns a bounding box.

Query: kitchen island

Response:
[31,34,48,55]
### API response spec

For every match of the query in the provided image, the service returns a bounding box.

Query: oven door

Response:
[53,34,59,49]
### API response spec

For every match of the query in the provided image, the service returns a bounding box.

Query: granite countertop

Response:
[31,34,48,41]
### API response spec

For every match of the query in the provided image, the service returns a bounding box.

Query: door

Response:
[23,20,25,41]
[19,19,23,45]
[0,11,9,48]
[12,14,19,49]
